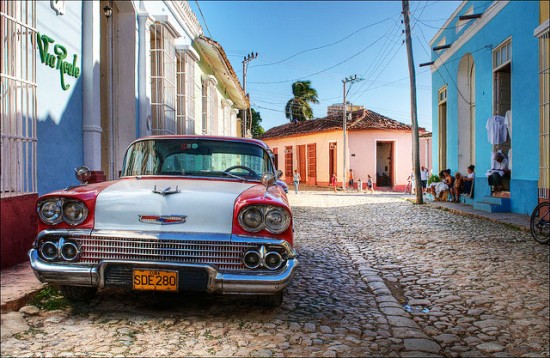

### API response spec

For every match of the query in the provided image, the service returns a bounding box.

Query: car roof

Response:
[132,135,269,149]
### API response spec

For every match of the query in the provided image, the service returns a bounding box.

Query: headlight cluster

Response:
[238,205,290,234]
[39,237,80,261]
[37,198,88,225]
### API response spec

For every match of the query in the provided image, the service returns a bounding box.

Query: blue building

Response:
[429,0,543,214]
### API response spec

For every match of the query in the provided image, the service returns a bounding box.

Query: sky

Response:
[189,1,462,132]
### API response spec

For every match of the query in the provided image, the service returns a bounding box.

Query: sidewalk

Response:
[409,195,531,231]
[1,261,44,313]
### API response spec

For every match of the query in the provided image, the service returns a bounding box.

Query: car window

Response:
[122,139,272,179]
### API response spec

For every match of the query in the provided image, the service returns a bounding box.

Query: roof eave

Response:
[194,36,248,109]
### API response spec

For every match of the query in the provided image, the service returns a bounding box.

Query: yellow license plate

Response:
[133,269,178,292]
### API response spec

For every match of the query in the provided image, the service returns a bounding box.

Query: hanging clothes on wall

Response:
[485,115,508,145]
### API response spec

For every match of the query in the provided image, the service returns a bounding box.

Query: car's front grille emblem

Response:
[139,215,187,225]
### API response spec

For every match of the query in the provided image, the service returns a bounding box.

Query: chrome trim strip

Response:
[30,249,298,294]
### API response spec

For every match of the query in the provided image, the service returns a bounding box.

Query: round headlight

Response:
[38,200,63,225]
[40,241,58,261]
[239,207,264,232]
[63,201,88,225]
[60,241,80,261]
[265,207,290,234]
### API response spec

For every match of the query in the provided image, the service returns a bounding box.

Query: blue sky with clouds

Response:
[190,1,461,132]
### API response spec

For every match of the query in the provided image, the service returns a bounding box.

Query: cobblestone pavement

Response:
[1,192,548,357]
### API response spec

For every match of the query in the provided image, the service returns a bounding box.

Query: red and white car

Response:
[30,136,297,307]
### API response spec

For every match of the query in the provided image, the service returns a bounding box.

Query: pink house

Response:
[261,109,432,191]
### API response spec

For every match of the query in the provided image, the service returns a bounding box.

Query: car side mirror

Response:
[75,166,91,184]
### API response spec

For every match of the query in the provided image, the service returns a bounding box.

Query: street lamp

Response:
[242,52,258,137]
[103,4,112,18]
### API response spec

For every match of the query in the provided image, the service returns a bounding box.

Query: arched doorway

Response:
[457,54,475,172]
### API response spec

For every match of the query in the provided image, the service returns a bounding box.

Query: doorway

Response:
[438,86,447,171]
[329,142,337,181]
[376,141,393,187]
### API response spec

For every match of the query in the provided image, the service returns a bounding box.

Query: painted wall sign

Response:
[37,33,80,91]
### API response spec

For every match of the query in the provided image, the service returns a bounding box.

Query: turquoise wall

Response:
[36,2,84,194]
[431,1,539,214]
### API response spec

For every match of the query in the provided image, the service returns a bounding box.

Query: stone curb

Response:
[403,198,529,232]
[1,288,43,314]
[344,242,443,356]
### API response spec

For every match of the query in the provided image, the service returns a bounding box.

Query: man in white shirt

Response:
[487,153,509,192]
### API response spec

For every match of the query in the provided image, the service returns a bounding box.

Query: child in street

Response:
[366,175,374,194]
[331,173,338,193]
[357,178,363,193]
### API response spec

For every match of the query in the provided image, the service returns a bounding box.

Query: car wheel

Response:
[257,291,284,308]
[59,285,97,303]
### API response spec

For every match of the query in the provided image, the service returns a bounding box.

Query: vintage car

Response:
[29,136,297,307]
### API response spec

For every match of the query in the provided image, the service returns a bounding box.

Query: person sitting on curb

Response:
[462,165,475,196]
[451,172,464,203]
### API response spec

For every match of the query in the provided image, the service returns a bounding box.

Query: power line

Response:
[194,0,213,38]
[249,36,387,85]
[250,17,396,69]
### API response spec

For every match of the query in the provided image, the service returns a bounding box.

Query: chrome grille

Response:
[72,236,284,271]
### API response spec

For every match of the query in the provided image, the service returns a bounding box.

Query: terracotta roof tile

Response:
[260,108,425,139]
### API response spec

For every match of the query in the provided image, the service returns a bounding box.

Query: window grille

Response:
[493,38,512,71]
[201,77,217,135]
[176,51,197,134]
[150,22,176,135]
[0,1,37,197]
[539,30,550,199]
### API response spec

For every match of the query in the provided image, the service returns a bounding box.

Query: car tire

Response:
[257,291,284,308]
[59,285,97,303]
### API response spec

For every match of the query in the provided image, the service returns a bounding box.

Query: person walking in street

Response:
[348,169,354,191]
[357,178,363,193]
[293,170,301,194]
[420,166,429,194]
[366,175,374,194]
[331,173,338,193]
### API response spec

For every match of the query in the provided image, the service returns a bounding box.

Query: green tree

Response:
[285,80,319,122]
[238,108,264,138]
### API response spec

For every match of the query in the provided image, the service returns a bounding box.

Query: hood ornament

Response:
[139,215,187,225]
[152,185,180,196]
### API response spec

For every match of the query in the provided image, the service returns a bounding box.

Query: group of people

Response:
[330,169,374,194]
[426,165,475,202]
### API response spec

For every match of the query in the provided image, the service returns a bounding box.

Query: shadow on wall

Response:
[37,78,84,195]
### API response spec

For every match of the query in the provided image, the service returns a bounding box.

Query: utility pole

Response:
[402,0,423,204]
[342,75,361,191]
[242,52,258,138]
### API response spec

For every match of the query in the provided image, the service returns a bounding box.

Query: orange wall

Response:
[264,129,419,188]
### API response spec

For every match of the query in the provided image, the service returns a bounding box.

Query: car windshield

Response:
[121,138,272,180]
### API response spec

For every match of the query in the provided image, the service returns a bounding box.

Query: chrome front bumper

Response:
[29,249,298,295]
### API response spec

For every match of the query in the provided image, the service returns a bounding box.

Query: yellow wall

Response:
[541,1,549,23]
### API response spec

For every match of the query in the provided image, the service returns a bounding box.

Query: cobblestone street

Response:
[1,192,549,357]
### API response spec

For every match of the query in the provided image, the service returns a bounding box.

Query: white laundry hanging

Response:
[486,115,508,145]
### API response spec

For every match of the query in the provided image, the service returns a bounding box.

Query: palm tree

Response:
[285,81,319,122]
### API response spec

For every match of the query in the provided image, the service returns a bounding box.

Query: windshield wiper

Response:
[200,170,248,182]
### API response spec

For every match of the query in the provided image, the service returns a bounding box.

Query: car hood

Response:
[94,178,256,234]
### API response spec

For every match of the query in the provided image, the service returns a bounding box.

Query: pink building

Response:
[261,109,432,191]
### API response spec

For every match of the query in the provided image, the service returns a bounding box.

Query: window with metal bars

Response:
[201,77,218,135]
[0,1,37,197]
[150,22,176,135]
[176,51,198,135]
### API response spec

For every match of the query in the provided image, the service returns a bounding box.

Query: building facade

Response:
[261,109,431,191]
[430,0,542,214]
[0,0,246,268]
